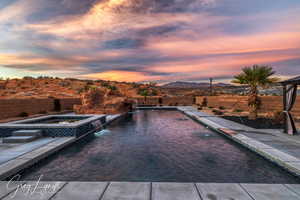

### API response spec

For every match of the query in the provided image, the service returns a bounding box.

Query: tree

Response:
[232,65,279,120]
[139,89,149,104]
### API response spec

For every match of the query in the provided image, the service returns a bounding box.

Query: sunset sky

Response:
[0,0,299,83]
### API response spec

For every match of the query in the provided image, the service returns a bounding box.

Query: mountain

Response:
[161,81,233,88]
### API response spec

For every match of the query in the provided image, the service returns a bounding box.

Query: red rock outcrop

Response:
[74,87,135,114]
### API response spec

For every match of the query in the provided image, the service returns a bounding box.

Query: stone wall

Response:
[132,97,161,105]
[132,97,195,106]
[195,96,300,115]
[0,98,81,120]
[161,97,195,106]
[60,98,81,110]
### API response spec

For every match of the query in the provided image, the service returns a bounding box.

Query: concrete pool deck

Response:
[0,181,299,200]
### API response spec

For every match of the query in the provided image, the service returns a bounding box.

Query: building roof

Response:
[280,75,300,85]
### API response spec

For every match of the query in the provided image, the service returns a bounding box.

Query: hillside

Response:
[162,81,234,88]
[0,77,159,99]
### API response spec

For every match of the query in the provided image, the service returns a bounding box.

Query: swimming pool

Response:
[21,110,300,183]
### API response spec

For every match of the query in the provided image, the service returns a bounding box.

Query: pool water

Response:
[21,110,300,183]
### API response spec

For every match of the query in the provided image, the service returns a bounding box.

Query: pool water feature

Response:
[20,110,300,183]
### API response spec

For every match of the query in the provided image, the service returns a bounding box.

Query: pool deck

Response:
[0,181,299,200]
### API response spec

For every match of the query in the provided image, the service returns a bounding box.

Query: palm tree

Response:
[232,65,279,120]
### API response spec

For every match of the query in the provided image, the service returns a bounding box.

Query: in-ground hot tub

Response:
[0,115,106,137]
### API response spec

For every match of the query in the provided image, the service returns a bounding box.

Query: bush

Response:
[212,109,224,115]
[18,112,29,117]
[271,111,285,124]
[77,88,85,94]
[233,109,243,113]
[208,106,214,109]
[219,106,226,110]
[107,85,117,90]
[151,90,158,96]
[201,97,208,107]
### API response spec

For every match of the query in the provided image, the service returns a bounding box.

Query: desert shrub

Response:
[23,76,34,80]
[219,106,226,110]
[18,112,29,117]
[271,111,285,124]
[77,88,85,94]
[234,109,243,112]
[107,85,117,90]
[132,83,139,88]
[101,82,109,87]
[85,85,98,91]
[212,109,224,115]
[86,80,94,85]
[138,89,149,97]
[151,90,158,96]
[201,97,208,107]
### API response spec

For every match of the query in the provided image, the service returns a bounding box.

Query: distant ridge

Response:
[161,81,233,88]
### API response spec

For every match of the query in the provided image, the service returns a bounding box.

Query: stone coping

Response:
[0,182,299,200]
[0,114,105,128]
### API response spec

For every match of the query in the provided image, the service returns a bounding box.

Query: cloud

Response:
[81,70,161,82]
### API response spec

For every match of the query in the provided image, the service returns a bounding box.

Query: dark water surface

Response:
[21,110,300,183]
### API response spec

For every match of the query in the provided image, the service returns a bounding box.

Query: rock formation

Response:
[74,87,135,114]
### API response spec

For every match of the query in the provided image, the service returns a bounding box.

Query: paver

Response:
[285,184,300,196]
[241,184,300,200]
[102,182,150,200]
[52,182,108,200]
[152,182,200,200]
[2,181,65,200]
[239,138,273,149]
[0,181,25,199]
[2,136,40,144]
[196,183,253,200]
